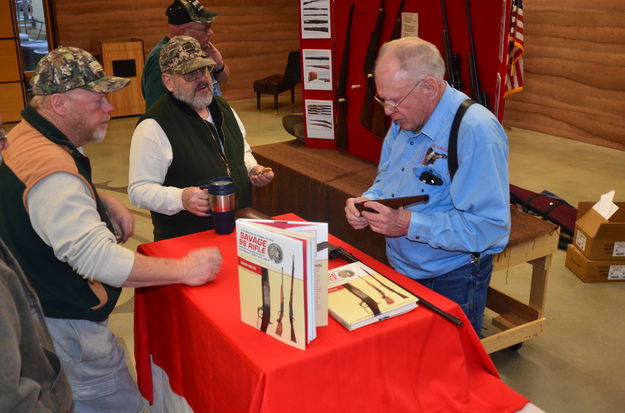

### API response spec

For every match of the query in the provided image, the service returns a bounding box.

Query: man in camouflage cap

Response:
[0,46,224,412]
[129,36,274,241]
[141,0,229,110]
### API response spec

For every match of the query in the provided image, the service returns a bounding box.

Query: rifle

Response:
[343,283,381,315]
[328,244,463,327]
[390,0,406,41]
[441,0,462,91]
[288,257,297,343]
[465,0,488,108]
[361,266,409,299]
[363,277,395,305]
[359,0,387,138]
[275,268,285,336]
[258,267,271,333]
[354,194,430,214]
[334,2,355,151]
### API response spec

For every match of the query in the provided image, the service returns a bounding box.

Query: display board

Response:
[298,0,512,163]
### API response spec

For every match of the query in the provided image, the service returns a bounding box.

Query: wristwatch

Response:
[213,64,225,74]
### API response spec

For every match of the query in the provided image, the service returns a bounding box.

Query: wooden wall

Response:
[503,0,625,150]
[52,0,300,101]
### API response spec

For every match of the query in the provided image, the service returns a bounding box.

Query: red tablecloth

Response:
[134,214,528,413]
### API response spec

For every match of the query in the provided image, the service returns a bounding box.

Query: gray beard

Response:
[173,81,213,110]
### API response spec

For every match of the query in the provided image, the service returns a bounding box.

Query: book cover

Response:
[328,262,418,331]
[239,219,329,326]
[236,220,318,350]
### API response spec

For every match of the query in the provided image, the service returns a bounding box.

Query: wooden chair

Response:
[253,51,300,112]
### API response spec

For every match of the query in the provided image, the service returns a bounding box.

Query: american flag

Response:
[505,0,524,96]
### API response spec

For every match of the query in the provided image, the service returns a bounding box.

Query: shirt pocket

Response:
[412,165,448,207]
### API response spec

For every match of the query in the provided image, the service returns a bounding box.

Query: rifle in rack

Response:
[441,0,462,91]
[465,0,488,108]
[391,0,406,40]
[359,0,387,139]
[334,2,354,151]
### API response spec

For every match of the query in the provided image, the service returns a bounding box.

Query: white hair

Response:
[376,37,445,81]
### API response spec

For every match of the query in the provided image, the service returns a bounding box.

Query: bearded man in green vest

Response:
[129,36,274,241]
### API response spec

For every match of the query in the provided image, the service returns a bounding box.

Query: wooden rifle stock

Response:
[465,0,488,108]
[359,0,386,133]
[259,268,271,333]
[441,0,462,91]
[355,195,429,214]
[334,3,354,151]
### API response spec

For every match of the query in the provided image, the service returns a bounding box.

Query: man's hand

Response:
[180,247,223,286]
[249,165,274,187]
[345,197,370,230]
[100,193,134,243]
[203,42,229,85]
[182,186,211,217]
[361,201,411,237]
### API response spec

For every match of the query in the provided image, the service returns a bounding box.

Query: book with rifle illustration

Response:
[236,219,328,350]
[328,262,418,331]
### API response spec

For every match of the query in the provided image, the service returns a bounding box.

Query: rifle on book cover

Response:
[328,244,463,327]
[354,194,430,215]
[343,283,382,315]
[275,268,285,336]
[465,0,488,108]
[334,2,354,151]
[361,266,408,299]
[288,257,297,343]
[258,267,271,333]
[359,0,388,139]
[363,275,394,304]
[441,0,463,91]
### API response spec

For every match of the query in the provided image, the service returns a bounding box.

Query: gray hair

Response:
[376,37,445,81]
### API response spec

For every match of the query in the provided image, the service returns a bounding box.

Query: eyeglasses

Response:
[374,79,424,111]
[181,66,214,82]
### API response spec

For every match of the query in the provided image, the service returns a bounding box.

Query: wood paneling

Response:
[503,0,625,150]
[0,0,17,38]
[0,39,21,82]
[0,82,26,122]
[52,0,300,101]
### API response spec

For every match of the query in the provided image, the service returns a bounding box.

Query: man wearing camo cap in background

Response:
[129,36,274,241]
[0,46,224,412]
[142,0,229,110]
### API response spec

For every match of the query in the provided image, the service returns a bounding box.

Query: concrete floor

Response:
[84,95,625,413]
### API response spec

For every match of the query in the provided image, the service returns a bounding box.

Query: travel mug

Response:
[206,176,237,234]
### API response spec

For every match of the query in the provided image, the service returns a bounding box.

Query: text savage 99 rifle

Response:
[465,0,488,108]
[359,0,387,139]
[334,2,355,151]
[441,0,463,91]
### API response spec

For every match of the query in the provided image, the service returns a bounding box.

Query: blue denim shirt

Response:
[363,86,510,278]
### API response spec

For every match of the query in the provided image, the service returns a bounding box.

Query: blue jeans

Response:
[416,254,493,335]
[45,317,144,413]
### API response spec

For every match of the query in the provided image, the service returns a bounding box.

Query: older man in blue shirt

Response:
[345,37,510,335]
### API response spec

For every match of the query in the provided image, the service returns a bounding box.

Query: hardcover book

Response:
[236,219,328,350]
[328,262,418,331]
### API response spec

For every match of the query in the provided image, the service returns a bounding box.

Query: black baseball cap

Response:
[166,0,218,25]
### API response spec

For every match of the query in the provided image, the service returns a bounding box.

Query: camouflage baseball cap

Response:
[166,0,218,25]
[160,36,216,75]
[31,47,130,96]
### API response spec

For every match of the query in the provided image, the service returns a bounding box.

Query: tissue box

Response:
[573,202,625,260]
[565,244,625,282]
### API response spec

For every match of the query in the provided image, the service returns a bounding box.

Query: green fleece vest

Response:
[140,94,252,240]
[0,106,121,322]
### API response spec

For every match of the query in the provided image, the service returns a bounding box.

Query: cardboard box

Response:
[565,244,625,282]
[573,201,625,260]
